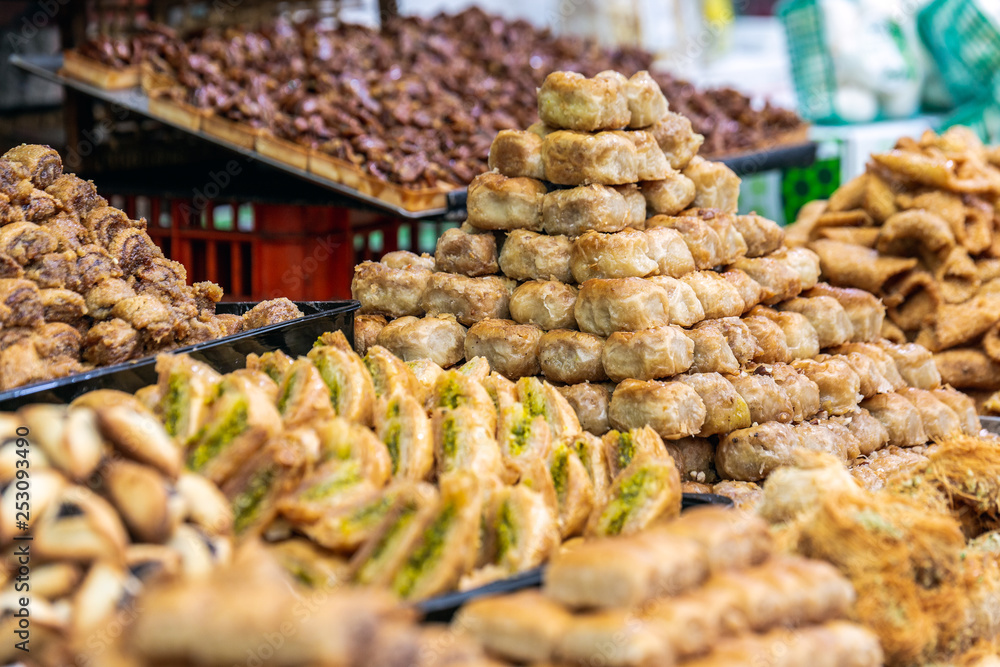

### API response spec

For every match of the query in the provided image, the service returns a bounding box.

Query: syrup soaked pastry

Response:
[542,184,630,236]
[608,378,706,439]
[860,392,928,447]
[538,330,608,384]
[716,422,805,482]
[509,280,578,330]
[685,324,741,375]
[586,456,682,537]
[930,386,981,435]
[649,111,704,170]
[613,130,670,181]
[614,184,647,229]
[875,340,942,389]
[538,71,631,131]
[570,229,658,282]
[466,172,546,232]
[778,296,854,349]
[380,249,435,271]
[720,270,764,314]
[805,285,885,343]
[646,214,724,270]
[831,342,906,389]
[828,408,889,456]
[574,278,672,337]
[602,325,694,382]
[557,382,612,435]
[646,276,706,327]
[433,227,498,277]
[498,230,573,283]
[762,363,821,422]
[354,314,387,357]
[729,256,802,305]
[375,315,467,369]
[374,391,434,481]
[643,227,697,278]
[698,317,760,366]
[896,387,963,440]
[488,129,545,180]
[621,70,670,129]
[749,306,820,360]
[541,130,639,186]
[681,271,745,319]
[727,372,795,424]
[684,208,749,265]
[684,157,741,214]
[742,315,791,364]
[464,318,543,381]
[352,260,431,318]
[816,351,893,399]
[457,590,573,664]
[420,273,513,326]
[732,213,785,257]
[676,372,752,437]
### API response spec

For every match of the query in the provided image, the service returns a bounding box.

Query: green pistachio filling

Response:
[393,502,457,598]
[438,378,464,409]
[550,445,570,501]
[384,421,402,475]
[313,355,343,409]
[573,437,595,481]
[441,414,459,464]
[338,494,395,540]
[301,461,362,501]
[600,466,661,536]
[495,499,516,562]
[615,431,636,471]
[233,466,276,534]
[357,502,420,584]
[506,406,532,456]
[276,371,301,414]
[519,379,547,419]
[363,356,387,397]
[186,397,249,471]
[163,372,189,438]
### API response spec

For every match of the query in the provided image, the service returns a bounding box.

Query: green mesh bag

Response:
[917,0,1000,107]
[778,0,840,123]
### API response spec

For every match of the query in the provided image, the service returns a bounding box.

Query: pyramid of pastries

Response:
[353,71,982,507]
[0,144,303,392]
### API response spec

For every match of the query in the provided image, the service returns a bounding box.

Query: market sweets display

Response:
[0,144,304,392]
[352,71,980,505]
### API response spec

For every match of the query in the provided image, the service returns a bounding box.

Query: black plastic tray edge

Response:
[414,491,733,620]
[0,300,360,410]
[979,415,1000,434]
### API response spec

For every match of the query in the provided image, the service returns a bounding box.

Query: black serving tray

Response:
[979,415,1000,435]
[0,300,359,411]
[414,491,734,621]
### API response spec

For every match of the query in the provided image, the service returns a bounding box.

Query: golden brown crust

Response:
[742,315,791,364]
[352,261,431,318]
[645,276,706,327]
[684,158,741,214]
[621,71,669,129]
[354,314,387,357]
[727,372,795,424]
[716,422,804,482]
[509,280,578,330]
[649,112,704,170]
[614,130,670,181]
[641,172,696,215]
[488,129,546,180]
[732,214,785,257]
[542,184,629,236]
[464,318,543,381]
[730,256,803,306]
[809,239,917,294]
[574,278,672,337]
[859,392,928,447]
[805,284,885,343]
[420,273,512,326]
[609,378,706,439]
[614,184,647,229]
[602,325,695,382]
[646,214,724,270]
[538,71,630,131]
[778,296,854,349]
[375,315,468,369]
[933,348,1000,389]
[643,227,697,278]
[791,357,863,416]
[677,372,752,437]
[541,131,639,186]
[685,324,740,375]
[681,271,746,319]
[498,230,573,283]
[433,227,498,277]
[570,229,657,282]
[466,172,546,232]
[538,329,607,384]
[721,270,764,314]
[556,382,612,435]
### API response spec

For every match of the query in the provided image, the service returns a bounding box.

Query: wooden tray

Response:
[60,50,139,90]
[309,150,453,212]
[139,62,175,95]
[147,95,209,132]
[203,114,263,150]
[255,133,311,171]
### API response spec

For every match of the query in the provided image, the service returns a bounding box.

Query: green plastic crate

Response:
[918,0,1000,106]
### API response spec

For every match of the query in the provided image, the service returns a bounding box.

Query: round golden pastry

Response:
[353,314,387,357]
[433,227,498,277]
[466,171,546,231]
[352,260,431,318]
[376,315,467,368]
[541,130,639,186]
[464,318,543,381]
[641,172,697,216]
[647,214,723,270]
[613,184,647,229]
[538,329,608,384]
[608,378,707,440]
[570,229,658,283]
[537,71,630,132]
[574,278,672,337]
[612,130,670,182]
[498,229,573,283]
[684,157,741,214]
[542,184,629,236]
[488,129,546,180]
[602,325,694,383]
[680,271,746,319]
[695,316,760,366]
[643,227,697,278]
[556,382,612,435]
[720,270,764,314]
[509,280,578,330]
[649,111,704,171]
[380,250,435,271]
[686,209,748,265]
[675,372,752,437]
[420,273,513,326]
[645,276,706,327]
[622,71,669,129]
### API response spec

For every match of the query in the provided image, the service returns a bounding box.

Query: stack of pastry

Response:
[0,144,303,392]
[353,71,982,507]
[456,506,883,667]
[786,128,1000,412]
[0,393,234,665]
[131,330,684,598]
